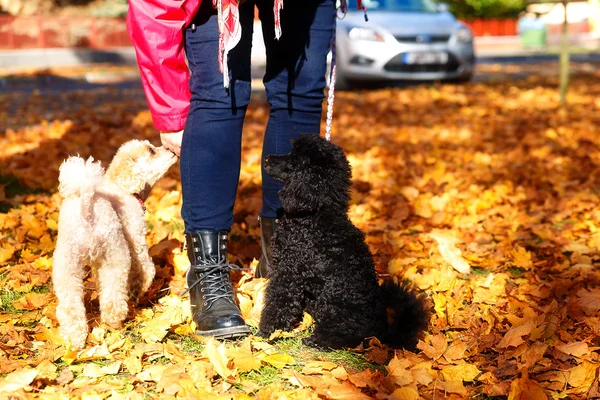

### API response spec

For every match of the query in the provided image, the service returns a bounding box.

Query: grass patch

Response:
[508,267,526,278]
[0,173,44,213]
[269,334,383,374]
[321,348,383,373]
[166,333,205,354]
[471,267,492,277]
[239,364,294,388]
[0,285,51,315]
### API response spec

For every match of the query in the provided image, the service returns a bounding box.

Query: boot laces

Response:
[185,258,247,308]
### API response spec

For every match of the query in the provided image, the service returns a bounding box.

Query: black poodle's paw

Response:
[256,329,271,338]
[302,335,327,349]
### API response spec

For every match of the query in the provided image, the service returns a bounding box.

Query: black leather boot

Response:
[255,216,279,278]
[186,230,250,339]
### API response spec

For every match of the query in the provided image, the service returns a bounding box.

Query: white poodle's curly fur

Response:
[53,140,177,348]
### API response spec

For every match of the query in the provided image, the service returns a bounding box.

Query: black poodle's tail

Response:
[380,280,431,350]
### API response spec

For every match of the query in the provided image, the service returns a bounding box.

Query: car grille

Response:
[395,35,450,44]
[384,53,460,73]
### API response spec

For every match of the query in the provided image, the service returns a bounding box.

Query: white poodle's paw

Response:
[59,324,88,349]
[100,301,129,329]
[140,263,156,294]
[56,303,88,349]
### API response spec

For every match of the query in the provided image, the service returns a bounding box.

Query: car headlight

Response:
[455,27,473,43]
[348,27,384,42]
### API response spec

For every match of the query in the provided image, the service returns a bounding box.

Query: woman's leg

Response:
[258,0,336,218]
[254,0,336,278]
[181,0,254,232]
[180,0,255,338]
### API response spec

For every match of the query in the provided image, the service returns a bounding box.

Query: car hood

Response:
[338,10,459,36]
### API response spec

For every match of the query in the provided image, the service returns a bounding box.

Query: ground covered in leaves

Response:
[2,64,600,399]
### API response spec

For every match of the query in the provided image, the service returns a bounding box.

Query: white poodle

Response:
[53,140,177,348]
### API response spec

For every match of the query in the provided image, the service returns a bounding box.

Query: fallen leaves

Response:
[3,66,600,398]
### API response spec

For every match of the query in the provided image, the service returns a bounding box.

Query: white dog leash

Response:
[325,2,367,142]
[325,15,337,142]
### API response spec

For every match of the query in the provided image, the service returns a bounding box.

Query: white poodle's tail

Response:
[58,156,104,214]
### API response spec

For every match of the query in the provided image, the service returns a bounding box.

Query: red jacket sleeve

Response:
[127,0,200,132]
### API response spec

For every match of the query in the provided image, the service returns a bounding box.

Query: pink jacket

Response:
[127,0,200,131]
[127,0,282,132]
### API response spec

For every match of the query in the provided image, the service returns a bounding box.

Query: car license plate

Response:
[403,52,449,65]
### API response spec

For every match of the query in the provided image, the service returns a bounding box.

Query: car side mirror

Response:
[437,2,450,12]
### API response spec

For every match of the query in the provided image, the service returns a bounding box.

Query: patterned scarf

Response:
[214,0,362,87]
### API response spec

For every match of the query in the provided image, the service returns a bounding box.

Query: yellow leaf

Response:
[443,340,467,363]
[136,365,169,382]
[435,380,467,395]
[262,353,295,368]
[76,343,111,362]
[564,242,594,254]
[302,361,340,375]
[432,292,447,317]
[400,186,419,202]
[558,342,589,358]
[228,347,262,373]
[429,230,471,274]
[203,337,234,379]
[0,243,15,264]
[88,327,107,344]
[440,363,480,382]
[295,312,314,332]
[390,386,420,400]
[417,333,447,360]
[19,248,38,262]
[36,359,58,380]
[45,218,58,231]
[123,355,143,375]
[34,255,53,270]
[411,367,434,386]
[326,381,372,400]
[414,196,433,219]
[511,246,532,269]
[0,368,39,392]
[472,273,507,304]
[172,251,191,276]
[22,215,46,239]
[567,361,597,392]
[82,362,121,378]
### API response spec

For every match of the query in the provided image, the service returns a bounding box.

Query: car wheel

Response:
[448,73,473,83]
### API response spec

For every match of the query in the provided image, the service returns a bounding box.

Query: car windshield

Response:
[346,0,439,12]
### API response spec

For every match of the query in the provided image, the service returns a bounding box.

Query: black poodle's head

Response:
[264,134,352,214]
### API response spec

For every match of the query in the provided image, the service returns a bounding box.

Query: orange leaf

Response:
[497,323,535,348]
[12,292,53,310]
[326,381,372,400]
[508,378,547,400]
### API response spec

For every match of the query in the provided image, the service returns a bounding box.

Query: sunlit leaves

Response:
[2,65,600,397]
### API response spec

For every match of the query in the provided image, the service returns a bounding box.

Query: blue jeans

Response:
[180,0,336,232]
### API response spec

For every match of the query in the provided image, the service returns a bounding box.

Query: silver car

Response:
[335,0,475,87]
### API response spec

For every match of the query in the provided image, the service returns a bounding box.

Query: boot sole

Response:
[196,325,251,340]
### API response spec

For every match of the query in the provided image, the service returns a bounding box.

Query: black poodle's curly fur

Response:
[258,134,430,350]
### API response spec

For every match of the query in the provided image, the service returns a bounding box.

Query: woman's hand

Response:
[160,130,184,157]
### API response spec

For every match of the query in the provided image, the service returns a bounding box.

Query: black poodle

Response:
[258,134,430,349]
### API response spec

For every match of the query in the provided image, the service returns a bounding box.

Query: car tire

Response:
[448,73,473,83]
